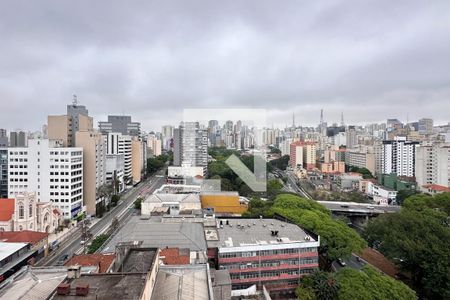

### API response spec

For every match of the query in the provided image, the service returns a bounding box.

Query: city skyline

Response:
[1,1,449,131]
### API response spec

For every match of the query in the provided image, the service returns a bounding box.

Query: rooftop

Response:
[151,264,212,300]
[53,273,148,300]
[212,218,316,249]
[65,254,116,273]
[144,193,200,204]
[0,198,15,221]
[0,267,67,300]
[160,248,190,265]
[0,242,28,262]
[422,184,450,192]
[101,216,207,253]
[0,231,48,245]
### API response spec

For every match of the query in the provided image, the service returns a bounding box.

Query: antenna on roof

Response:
[72,94,78,106]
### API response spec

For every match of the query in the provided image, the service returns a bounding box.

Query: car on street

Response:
[337,258,347,266]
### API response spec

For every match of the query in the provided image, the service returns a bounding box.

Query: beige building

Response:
[76,131,107,216]
[48,113,93,147]
[345,149,375,175]
[132,138,146,185]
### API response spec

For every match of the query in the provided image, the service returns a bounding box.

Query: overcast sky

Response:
[1,0,449,132]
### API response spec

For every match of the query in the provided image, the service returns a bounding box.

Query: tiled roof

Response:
[0,230,48,245]
[422,184,450,192]
[0,198,15,221]
[160,248,190,265]
[65,253,116,273]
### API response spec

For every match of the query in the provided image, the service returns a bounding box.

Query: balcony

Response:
[219,252,318,264]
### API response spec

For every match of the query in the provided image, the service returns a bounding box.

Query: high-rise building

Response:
[0,148,7,198]
[106,132,133,185]
[75,131,106,215]
[0,129,8,147]
[161,125,174,150]
[9,131,26,147]
[98,115,141,136]
[418,118,434,134]
[48,99,93,147]
[345,148,376,175]
[416,144,450,188]
[131,137,147,185]
[106,154,125,194]
[173,122,208,176]
[7,139,83,218]
[345,126,358,149]
[289,141,317,170]
[380,137,419,177]
[147,134,162,157]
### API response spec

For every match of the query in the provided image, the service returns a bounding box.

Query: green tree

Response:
[336,266,416,300]
[296,285,316,300]
[242,198,274,218]
[364,193,450,299]
[134,197,144,210]
[270,154,290,170]
[266,179,283,199]
[300,270,339,300]
[272,194,366,269]
[87,234,110,254]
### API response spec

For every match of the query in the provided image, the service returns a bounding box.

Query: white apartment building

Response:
[106,154,125,193]
[106,132,132,184]
[380,137,419,177]
[7,139,83,218]
[416,144,450,188]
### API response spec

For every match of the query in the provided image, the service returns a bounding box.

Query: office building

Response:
[345,149,376,175]
[9,131,26,147]
[106,133,133,185]
[7,139,83,218]
[416,144,450,188]
[418,118,433,134]
[208,218,319,297]
[98,115,141,136]
[173,122,208,176]
[75,131,107,215]
[48,100,93,147]
[380,137,419,177]
[0,148,8,198]
[0,129,8,147]
[346,126,358,149]
[106,154,125,194]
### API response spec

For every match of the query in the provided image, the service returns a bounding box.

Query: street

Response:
[38,168,167,266]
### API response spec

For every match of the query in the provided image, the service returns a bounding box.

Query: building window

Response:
[29,203,33,217]
[19,203,24,219]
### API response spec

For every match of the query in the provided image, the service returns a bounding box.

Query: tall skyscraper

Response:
[380,136,419,177]
[173,122,208,175]
[0,148,7,198]
[9,131,26,147]
[98,115,141,136]
[346,126,358,149]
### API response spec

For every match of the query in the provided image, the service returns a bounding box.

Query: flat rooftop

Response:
[0,242,28,262]
[101,216,207,253]
[212,218,316,249]
[53,273,148,300]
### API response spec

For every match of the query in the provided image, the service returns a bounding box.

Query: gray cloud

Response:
[1,0,449,132]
